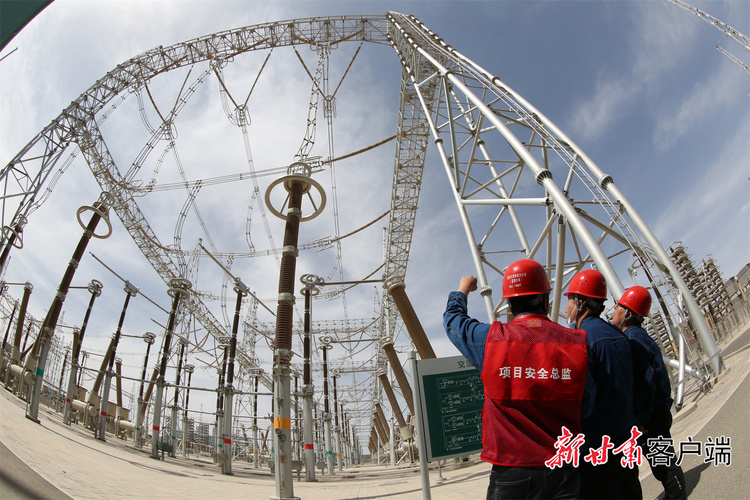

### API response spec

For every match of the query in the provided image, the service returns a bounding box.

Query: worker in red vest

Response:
[444,259,589,499]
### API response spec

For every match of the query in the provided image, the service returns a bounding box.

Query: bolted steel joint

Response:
[384,275,405,292]
[277,292,296,305]
[275,348,293,364]
[535,169,553,185]
[124,280,139,296]
[300,274,323,295]
[282,244,299,257]
[167,278,192,298]
[286,207,302,218]
[232,278,248,297]
[87,279,102,296]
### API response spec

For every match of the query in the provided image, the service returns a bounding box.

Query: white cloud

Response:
[653,62,748,150]
[567,0,710,142]
[630,1,694,84]
[652,118,750,276]
[568,76,635,141]
[2,0,748,445]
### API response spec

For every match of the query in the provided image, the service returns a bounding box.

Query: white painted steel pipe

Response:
[395,17,627,324]
[324,413,334,474]
[303,391,316,480]
[461,197,550,206]
[223,390,233,474]
[676,331,686,408]
[666,355,700,378]
[135,400,144,448]
[98,370,113,441]
[63,361,78,426]
[408,351,432,500]
[151,381,164,459]
[437,36,721,374]
[551,217,567,323]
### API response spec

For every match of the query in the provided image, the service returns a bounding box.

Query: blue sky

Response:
[1,0,748,436]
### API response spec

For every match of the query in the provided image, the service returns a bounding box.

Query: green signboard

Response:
[414,355,483,461]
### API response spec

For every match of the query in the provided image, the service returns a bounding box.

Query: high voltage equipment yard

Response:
[1,2,748,499]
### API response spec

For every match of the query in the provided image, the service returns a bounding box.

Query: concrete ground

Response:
[1,327,747,499]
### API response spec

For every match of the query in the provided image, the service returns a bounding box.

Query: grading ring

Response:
[167,277,192,298]
[264,163,326,222]
[1,225,23,249]
[300,274,323,295]
[76,202,113,239]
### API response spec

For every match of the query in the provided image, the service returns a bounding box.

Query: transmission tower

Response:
[0,12,727,456]
[667,0,750,76]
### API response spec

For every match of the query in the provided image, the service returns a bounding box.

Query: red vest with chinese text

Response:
[480,314,587,466]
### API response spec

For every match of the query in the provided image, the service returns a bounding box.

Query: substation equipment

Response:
[0,11,734,496]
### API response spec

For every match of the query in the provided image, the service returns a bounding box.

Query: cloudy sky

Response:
[1,0,748,440]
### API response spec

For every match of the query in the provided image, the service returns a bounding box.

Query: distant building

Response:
[196,421,210,446]
[184,418,195,445]
[725,263,750,325]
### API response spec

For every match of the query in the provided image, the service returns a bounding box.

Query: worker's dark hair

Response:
[624,307,645,326]
[571,293,606,316]
[508,293,549,316]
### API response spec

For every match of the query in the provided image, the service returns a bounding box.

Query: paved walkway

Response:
[1,331,747,499]
[638,331,750,500]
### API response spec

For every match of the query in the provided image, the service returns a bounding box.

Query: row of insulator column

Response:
[670,244,706,306]
[97,281,139,441]
[0,176,438,474]
[648,311,676,358]
[700,257,735,336]
[0,192,255,470]
[669,243,733,344]
[27,195,114,423]
[266,161,326,499]
[1,281,33,395]
[365,276,437,461]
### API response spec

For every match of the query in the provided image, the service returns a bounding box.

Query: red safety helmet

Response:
[564,269,607,300]
[618,286,652,318]
[502,259,551,298]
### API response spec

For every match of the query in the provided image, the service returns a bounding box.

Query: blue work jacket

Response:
[624,324,673,411]
[579,316,648,450]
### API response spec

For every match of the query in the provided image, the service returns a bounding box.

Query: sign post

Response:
[410,352,484,499]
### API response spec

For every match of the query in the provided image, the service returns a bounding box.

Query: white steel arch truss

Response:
[387,13,722,377]
[0,13,723,452]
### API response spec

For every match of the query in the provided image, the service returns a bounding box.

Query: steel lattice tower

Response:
[0,13,725,458]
